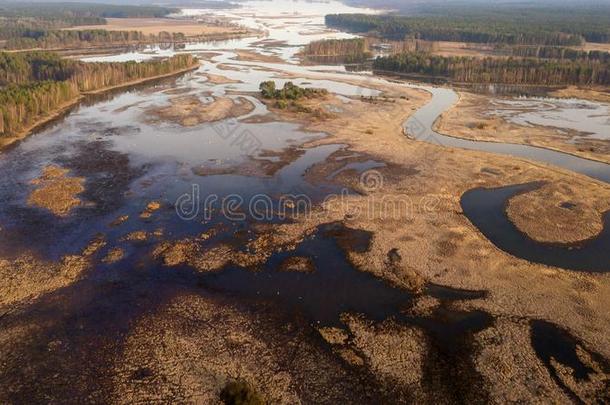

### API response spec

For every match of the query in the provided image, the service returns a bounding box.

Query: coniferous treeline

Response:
[365,3,610,43]
[0,2,177,48]
[3,30,190,50]
[0,16,106,41]
[372,52,610,86]
[302,38,371,61]
[326,14,610,46]
[0,52,75,85]
[259,81,327,100]
[0,52,196,137]
[387,39,438,54]
[0,3,176,19]
[499,46,610,63]
[0,2,176,40]
[73,54,196,92]
[0,80,79,136]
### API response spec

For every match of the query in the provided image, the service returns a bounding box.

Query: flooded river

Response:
[1,0,610,402]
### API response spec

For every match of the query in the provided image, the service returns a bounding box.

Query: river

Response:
[2,1,610,402]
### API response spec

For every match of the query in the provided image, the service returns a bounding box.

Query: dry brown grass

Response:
[111,293,359,404]
[201,73,242,85]
[122,231,151,242]
[432,41,498,57]
[506,181,609,243]
[28,165,85,216]
[581,42,610,52]
[147,95,255,126]
[0,236,105,309]
[66,18,245,37]
[3,67,610,403]
[278,256,315,273]
[102,247,126,264]
[140,201,161,219]
[549,86,610,103]
[233,50,285,64]
[249,73,610,371]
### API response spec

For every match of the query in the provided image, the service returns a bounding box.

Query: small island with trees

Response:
[259,81,328,108]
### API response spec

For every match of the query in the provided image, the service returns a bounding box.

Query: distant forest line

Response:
[325,12,610,45]
[497,46,610,63]
[372,52,610,86]
[2,30,192,50]
[0,2,177,50]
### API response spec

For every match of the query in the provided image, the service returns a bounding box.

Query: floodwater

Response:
[404,86,610,272]
[1,0,609,401]
[204,221,494,401]
[489,97,610,141]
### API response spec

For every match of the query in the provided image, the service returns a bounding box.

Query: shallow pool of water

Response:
[489,97,610,141]
[404,86,610,184]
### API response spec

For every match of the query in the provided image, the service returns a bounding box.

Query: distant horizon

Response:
[1,0,610,5]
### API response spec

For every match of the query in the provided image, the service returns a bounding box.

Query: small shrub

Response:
[259,81,327,101]
[220,380,265,405]
[259,81,276,98]
[275,99,288,109]
[293,102,312,113]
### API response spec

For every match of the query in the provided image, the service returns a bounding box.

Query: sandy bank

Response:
[146,95,255,126]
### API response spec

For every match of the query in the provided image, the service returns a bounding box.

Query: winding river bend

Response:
[2,2,610,402]
[461,183,610,272]
[403,86,610,184]
[402,86,610,272]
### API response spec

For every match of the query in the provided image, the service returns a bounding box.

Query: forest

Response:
[0,16,104,41]
[3,30,189,50]
[0,52,75,85]
[0,2,176,19]
[325,13,610,45]
[301,38,371,63]
[372,52,610,86]
[499,46,610,63]
[0,2,177,49]
[259,81,328,111]
[302,38,367,55]
[0,52,196,137]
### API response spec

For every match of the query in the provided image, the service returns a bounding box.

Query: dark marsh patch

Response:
[530,320,610,404]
